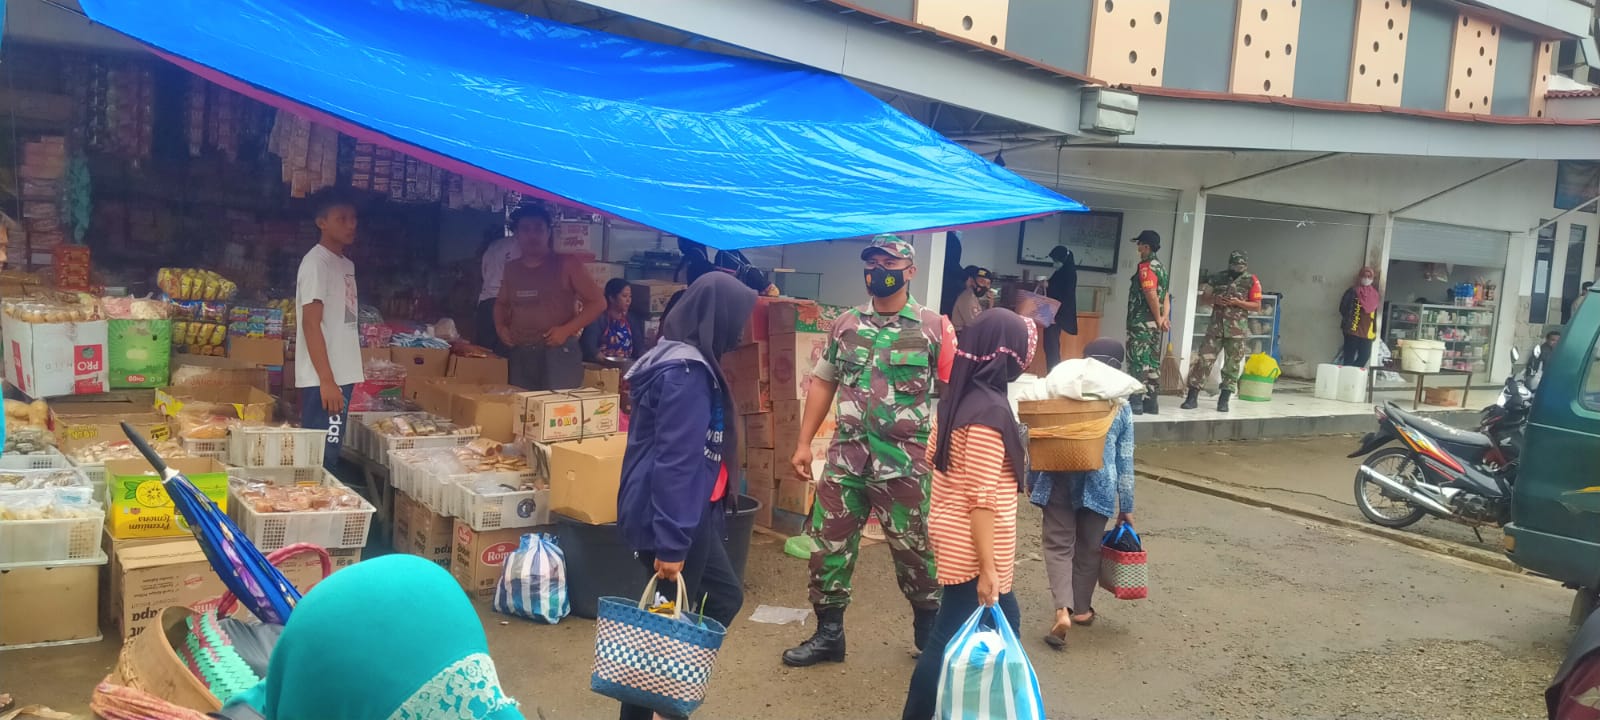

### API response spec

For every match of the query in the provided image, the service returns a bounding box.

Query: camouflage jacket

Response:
[1204,271,1263,333]
[811,300,954,474]
[1127,257,1169,326]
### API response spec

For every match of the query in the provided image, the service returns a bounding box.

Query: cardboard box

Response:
[1,558,101,648]
[1425,387,1464,406]
[392,348,449,379]
[772,399,836,455]
[746,476,775,528]
[775,478,816,515]
[450,520,528,600]
[745,447,775,485]
[400,494,454,570]
[169,354,270,393]
[454,393,518,443]
[227,336,286,367]
[448,355,509,385]
[518,389,621,443]
[768,300,850,335]
[2,315,109,397]
[769,332,831,401]
[630,280,687,317]
[51,403,169,454]
[105,457,229,539]
[744,413,775,449]
[156,384,275,422]
[547,434,630,524]
[392,490,416,551]
[582,364,622,395]
[110,537,356,639]
[108,319,172,389]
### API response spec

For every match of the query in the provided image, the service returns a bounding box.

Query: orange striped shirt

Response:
[926,423,1019,593]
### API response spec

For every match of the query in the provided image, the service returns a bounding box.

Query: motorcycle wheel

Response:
[1354,448,1429,528]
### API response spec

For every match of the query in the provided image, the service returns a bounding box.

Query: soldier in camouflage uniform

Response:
[1125,230,1170,415]
[1181,250,1263,413]
[782,235,954,668]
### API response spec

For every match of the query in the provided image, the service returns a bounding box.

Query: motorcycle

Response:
[1347,349,1531,536]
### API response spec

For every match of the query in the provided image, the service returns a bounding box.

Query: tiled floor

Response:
[1136,380,1475,425]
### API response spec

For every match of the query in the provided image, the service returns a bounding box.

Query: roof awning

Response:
[77,0,1083,250]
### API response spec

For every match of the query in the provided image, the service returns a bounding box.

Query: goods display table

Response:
[1367,367,1472,410]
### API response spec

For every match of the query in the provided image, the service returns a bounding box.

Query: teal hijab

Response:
[228,555,523,720]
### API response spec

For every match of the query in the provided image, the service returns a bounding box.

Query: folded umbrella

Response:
[120,422,302,624]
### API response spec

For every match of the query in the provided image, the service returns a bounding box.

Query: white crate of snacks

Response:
[370,415,477,469]
[227,466,324,487]
[67,439,194,502]
[228,471,374,553]
[0,487,104,564]
[456,480,549,532]
[228,427,328,468]
[0,448,71,470]
[349,411,400,458]
[180,436,229,460]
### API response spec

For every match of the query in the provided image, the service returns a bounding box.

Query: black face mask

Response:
[973,286,989,297]
[865,267,906,298]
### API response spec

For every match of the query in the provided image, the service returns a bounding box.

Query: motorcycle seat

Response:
[1385,403,1493,448]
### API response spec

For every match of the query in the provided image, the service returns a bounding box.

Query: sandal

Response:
[1043,610,1070,650]
[1069,607,1096,626]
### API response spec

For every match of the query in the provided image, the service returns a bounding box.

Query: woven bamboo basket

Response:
[107,607,222,713]
[1023,400,1117,472]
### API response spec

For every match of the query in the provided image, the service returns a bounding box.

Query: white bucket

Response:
[1336,365,1368,403]
[1399,340,1445,373]
[1314,363,1340,400]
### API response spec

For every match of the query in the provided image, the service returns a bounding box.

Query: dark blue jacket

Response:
[616,341,726,563]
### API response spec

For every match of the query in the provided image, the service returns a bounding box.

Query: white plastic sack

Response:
[493,532,569,624]
[935,606,1045,720]
[1044,358,1145,401]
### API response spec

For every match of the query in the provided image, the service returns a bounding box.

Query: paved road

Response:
[12,477,1575,719]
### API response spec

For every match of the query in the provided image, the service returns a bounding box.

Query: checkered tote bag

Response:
[1098,521,1148,600]
[591,575,728,717]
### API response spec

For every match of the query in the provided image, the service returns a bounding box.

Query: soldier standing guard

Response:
[1125,230,1170,415]
[1181,250,1262,413]
[782,235,955,667]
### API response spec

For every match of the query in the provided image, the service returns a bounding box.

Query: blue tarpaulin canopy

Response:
[77,0,1082,250]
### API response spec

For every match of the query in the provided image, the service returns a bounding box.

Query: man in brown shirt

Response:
[495,206,605,391]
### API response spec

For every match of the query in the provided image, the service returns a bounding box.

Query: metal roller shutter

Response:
[1390,219,1510,268]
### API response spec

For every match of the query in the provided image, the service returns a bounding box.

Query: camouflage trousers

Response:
[1126,322,1162,396]
[1187,321,1248,393]
[807,467,941,611]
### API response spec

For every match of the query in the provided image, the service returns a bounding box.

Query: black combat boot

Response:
[1143,394,1160,415]
[782,606,847,667]
[1217,389,1232,413]
[912,606,939,654]
[1180,387,1200,409]
[1129,394,1145,415]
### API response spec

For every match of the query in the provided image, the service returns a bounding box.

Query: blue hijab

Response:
[227,555,523,720]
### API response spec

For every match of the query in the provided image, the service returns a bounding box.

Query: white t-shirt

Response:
[479,236,521,302]
[295,244,365,388]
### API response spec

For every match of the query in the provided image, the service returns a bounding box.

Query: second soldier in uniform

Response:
[1181,250,1262,413]
[782,235,955,667]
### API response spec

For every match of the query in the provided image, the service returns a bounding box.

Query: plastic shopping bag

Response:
[1243,352,1280,380]
[493,533,569,624]
[1099,522,1149,600]
[935,605,1046,720]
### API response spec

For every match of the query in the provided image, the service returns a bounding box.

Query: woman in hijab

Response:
[901,309,1036,720]
[1338,266,1381,367]
[220,554,524,720]
[616,271,757,720]
[1030,338,1136,649]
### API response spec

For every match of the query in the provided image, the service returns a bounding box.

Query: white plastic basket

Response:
[457,484,548,532]
[228,427,328,468]
[0,467,92,491]
[0,448,71,470]
[349,412,400,458]
[228,472,374,553]
[180,436,229,460]
[72,463,106,502]
[227,466,324,487]
[0,508,106,564]
[372,430,477,469]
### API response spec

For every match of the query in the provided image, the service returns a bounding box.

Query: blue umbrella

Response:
[121,422,302,623]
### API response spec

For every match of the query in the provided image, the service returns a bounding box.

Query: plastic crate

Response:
[372,429,477,469]
[0,467,92,491]
[228,466,323,487]
[228,472,375,553]
[457,483,549,532]
[180,436,229,460]
[0,449,71,470]
[0,508,106,564]
[228,427,328,468]
[349,412,399,458]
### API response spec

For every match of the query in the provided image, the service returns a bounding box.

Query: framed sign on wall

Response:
[1016,210,1123,273]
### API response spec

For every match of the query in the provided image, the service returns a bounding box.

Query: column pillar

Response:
[1166,189,1208,381]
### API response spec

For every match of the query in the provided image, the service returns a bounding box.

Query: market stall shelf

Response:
[1366,367,1473,411]
[1384,303,1497,384]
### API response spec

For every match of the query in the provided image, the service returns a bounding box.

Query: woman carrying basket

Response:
[615,272,757,720]
[1030,338,1136,649]
[901,310,1036,720]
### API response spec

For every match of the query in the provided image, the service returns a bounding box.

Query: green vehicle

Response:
[1505,287,1600,621]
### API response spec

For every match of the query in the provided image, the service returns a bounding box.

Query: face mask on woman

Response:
[1359,278,1374,287]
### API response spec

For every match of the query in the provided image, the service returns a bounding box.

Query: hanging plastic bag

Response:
[493,533,569,624]
[935,605,1046,720]
[1243,352,1280,379]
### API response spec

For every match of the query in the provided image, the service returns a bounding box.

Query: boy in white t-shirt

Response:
[296,189,365,471]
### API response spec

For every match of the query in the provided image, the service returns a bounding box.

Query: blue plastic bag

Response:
[493,533,569,624]
[936,605,1045,720]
